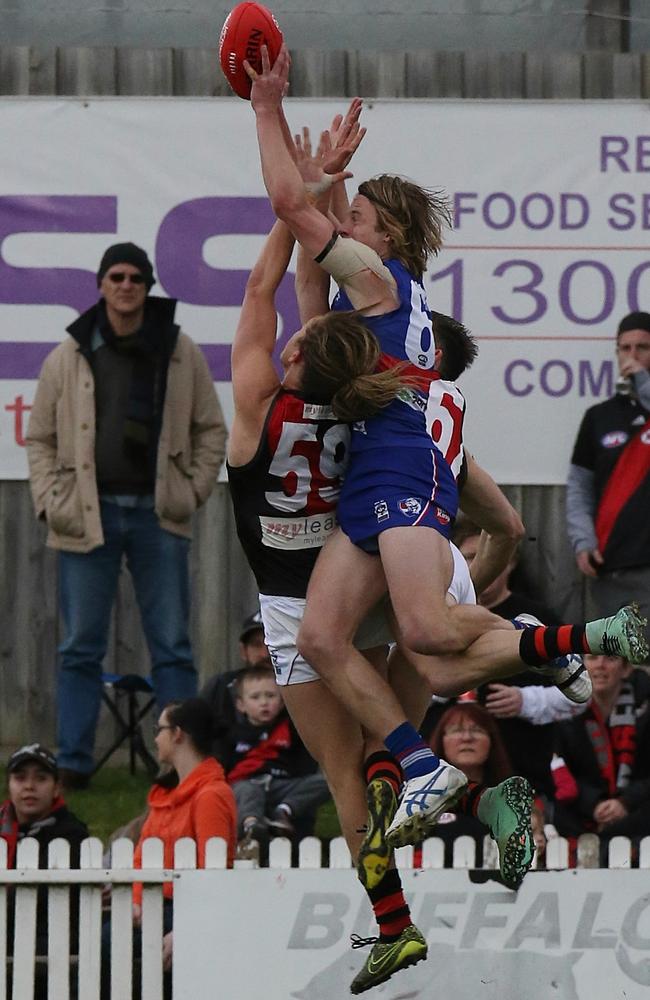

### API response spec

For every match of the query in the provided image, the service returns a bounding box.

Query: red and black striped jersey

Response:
[227,388,350,598]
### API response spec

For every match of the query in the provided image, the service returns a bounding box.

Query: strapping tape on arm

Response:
[315,233,396,288]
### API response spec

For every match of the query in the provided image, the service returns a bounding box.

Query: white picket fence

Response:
[2,831,650,999]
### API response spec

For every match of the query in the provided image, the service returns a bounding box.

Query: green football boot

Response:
[586,602,649,664]
[350,925,428,995]
[478,775,534,890]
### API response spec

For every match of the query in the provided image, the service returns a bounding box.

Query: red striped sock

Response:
[369,868,412,942]
[519,624,589,665]
[363,751,402,796]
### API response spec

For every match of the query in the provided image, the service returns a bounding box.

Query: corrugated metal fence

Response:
[2,47,650,98]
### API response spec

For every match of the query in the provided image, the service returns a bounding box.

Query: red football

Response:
[219,2,284,100]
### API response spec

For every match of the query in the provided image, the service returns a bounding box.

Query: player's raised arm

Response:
[292,116,365,321]
[246,45,337,256]
[247,47,397,315]
[229,219,295,459]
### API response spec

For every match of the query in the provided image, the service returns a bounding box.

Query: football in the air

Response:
[219,2,284,100]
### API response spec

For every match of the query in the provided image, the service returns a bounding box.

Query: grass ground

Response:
[63,766,342,846]
[63,767,151,845]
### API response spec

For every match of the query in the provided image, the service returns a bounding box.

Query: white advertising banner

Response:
[173,868,650,999]
[1,97,648,483]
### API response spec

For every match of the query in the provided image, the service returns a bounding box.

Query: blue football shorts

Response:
[337,445,459,554]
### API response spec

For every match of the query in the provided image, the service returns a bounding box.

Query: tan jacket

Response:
[26,329,227,552]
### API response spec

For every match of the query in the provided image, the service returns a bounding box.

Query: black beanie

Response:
[617,311,650,337]
[96,242,155,290]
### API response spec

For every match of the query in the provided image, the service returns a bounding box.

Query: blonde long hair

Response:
[358,174,451,278]
[299,311,412,423]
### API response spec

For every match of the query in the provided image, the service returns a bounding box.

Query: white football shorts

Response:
[259,541,475,686]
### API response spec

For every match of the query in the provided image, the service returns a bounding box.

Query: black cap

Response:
[239,610,264,643]
[617,311,650,337]
[7,744,58,777]
[96,242,155,291]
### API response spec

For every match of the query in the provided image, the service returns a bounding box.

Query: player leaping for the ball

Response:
[243,44,649,852]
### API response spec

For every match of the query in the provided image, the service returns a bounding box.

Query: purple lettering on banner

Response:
[642,193,650,229]
[505,359,614,399]
[579,360,613,398]
[492,260,546,324]
[540,360,572,397]
[637,136,650,173]
[608,193,636,230]
[0,195,117,379]
[600,136,629,173]
[483,193,515,230]
[0,195,117,313]
[452,192,477,228]
[559,261,615,325]
[504,359,534,397]
[560,193,589,230]
[628,261,650,310]
[521,193,553,230]
[156,196,299,380]
[0,342,61,379]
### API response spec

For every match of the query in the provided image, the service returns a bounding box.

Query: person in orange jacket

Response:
[102,698,237,998]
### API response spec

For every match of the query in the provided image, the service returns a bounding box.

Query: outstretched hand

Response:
[293,126,353,194]
[245,42,290,111]
[325,97,366,173]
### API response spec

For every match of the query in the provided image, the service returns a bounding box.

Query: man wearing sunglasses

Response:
[26,242,226,789]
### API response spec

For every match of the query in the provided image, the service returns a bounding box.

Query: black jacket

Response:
[553,669,650,839]
[5,802,88,954]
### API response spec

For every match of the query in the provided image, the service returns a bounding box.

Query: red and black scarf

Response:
[585,680,637,796]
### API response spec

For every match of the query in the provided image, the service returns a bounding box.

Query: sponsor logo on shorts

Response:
[302,403,335,420]
[374,500,389,522]
[601,431,628,448]
[398,497,422,517]
[259,512,337,549]
[642,429,650,446]
[435,507,451,525]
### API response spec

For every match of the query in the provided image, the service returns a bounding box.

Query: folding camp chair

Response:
[92,673,158,776]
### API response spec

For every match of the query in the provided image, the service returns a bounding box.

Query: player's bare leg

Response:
[299,530,469,849]
[378,526,506,655]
